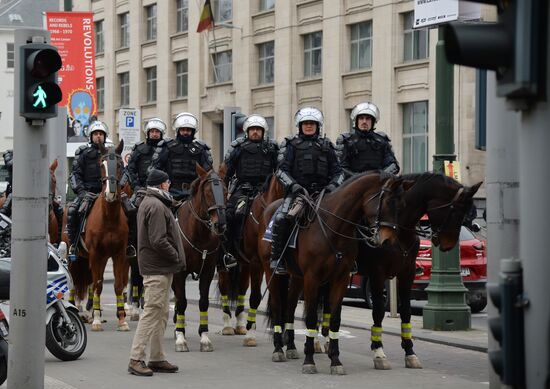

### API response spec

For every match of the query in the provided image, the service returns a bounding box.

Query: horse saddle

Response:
[262,210,299,249]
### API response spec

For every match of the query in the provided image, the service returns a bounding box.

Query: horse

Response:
[258,173,404,375]
[68,141,130,332]
[217,173,285,346]
[172,165,228,352]
[359,173,482,370]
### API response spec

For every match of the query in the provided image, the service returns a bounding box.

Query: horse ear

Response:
[196,163,208,179]
[465,181,483,198]
[387,177,403,191]
[49,159,58,172]
[402,179,415,191]
[218,162,227,181]
[98,142,107,155]
[115,139,124,155]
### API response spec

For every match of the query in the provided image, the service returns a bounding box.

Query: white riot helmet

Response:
[144,117,167,137]
[172,112,198,134]
[350,102,380,128]
[243,114,268,136]
[85,120,109,138]
[294,107,323,134]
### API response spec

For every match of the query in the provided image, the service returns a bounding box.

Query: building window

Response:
[146,66,157,102]
[212,0,232,23]
[303,31,322,78]
[95,20,104,54]
[96,77,105,111]
[403,12,429,61]
[265,116,275,139]
[260,0,275,11]
[119,12,130,48]
[176,60,188,97]
[258,41,274,84]
[6,43,14,68]
[119,72,130,107]
[350,21,372,70]
[176,0,189,32]
[146,4,157,41]
[212,50,232,83]
[402,101,428,173]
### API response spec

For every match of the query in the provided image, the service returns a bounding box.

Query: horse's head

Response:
[98,140,125,203]
[49,159,58,199]
[427,179,482,251]
[190,164,228,236]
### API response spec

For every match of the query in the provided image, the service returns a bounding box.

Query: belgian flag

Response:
[196,0,214,33]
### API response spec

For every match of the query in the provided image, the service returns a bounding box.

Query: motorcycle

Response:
[0,213,87,363]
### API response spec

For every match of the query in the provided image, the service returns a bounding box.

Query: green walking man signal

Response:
[32,85,48,108]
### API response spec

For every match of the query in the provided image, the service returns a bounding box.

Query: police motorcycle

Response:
[0,213,87,364]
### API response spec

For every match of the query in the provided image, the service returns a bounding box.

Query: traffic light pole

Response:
[423,27,470,331]
[8,29,51,389]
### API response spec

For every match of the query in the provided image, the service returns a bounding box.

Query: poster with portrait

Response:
[46,12,97,143]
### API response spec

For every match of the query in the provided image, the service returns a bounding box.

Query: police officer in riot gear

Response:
[0,150,13,216]
[151,113,213,201]
[336,102,399,177]
[222,114,279,269]
[270,107,344,275]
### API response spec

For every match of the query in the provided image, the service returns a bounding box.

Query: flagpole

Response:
[196,0,219,83]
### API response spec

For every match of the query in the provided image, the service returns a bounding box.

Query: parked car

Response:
[346,225,487,313]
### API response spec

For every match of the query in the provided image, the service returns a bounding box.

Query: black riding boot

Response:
[0,194,12,217]
[270,217,290,275]
[219,238,238,271]
[65,203,80,259]
[122,194,137,258]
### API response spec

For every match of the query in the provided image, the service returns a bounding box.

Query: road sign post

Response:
[118,108,141,165]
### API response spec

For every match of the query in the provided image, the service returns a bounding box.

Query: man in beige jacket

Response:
[128,169,186,376]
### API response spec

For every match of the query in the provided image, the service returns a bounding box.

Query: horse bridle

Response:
[425,186,464,240]
[100,151,122,196]
[187,172,227,234]
[359,182,400,247]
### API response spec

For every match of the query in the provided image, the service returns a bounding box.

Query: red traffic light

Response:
[26,48,62,78]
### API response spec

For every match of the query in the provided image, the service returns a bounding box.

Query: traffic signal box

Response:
[230,112,246,140]
[19,43,62,120]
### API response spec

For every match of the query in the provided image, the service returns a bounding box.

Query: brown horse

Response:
[172,165,228,352]
[217,174,285,346]
[69,141,130,332]
[359,173,481,370]
[258,173,404,375]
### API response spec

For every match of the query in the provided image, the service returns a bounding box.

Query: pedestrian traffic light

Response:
[488,259,526,387]
[443,1,547,104]
[19,43,62,120]
[230,112,246,140]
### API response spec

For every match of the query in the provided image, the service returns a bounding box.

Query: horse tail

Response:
[68,257,92,301]
[227,264,240,305]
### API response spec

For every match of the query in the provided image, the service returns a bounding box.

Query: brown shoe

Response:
[128,359,153,376]
[147,360,179,373]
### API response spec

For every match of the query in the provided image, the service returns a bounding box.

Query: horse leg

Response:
[269,274,287,362]
[198,269,214,352]
[370,274,392,370]
[172,272,189,352]
[218,270,235,335]
[91,281,104,332]
[284,276,302,360]
[327,280,347,375]
[243,261,262,347]
[234,264,250,335]
[317,284,331,354]
[113,253,130,331]
[398,274,422,369]
[129,257,143,321]
[302,277,320,374]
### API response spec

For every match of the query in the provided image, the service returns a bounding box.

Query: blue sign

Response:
[125,116,135,128]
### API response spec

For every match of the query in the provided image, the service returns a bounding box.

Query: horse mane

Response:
[190,176,201,196]
[401,171,461,187]
[338,171,387,190]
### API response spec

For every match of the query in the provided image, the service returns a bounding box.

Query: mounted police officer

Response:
[0,150,13,216]
[336,102,399,177]
[151,113,213,201]
[222,114,279,269]
[270,107,344,275]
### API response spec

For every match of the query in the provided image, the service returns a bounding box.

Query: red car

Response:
[346,225,487,313]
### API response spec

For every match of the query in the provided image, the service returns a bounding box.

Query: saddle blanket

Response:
[262,206,298,248]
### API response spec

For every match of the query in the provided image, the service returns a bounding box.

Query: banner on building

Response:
[444,160,461,182]
[118,108,141,166]
[46,12,97,143]
[413,0,481,29]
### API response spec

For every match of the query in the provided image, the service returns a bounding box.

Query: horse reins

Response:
[426,186,464,240]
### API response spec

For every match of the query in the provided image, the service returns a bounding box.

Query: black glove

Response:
[291,183,306,195]
[325,184,337,193]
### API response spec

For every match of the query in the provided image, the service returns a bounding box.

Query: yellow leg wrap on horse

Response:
[176,314,185,329]
[221,295,229,309]
[132,286,139,298]
[329,330,339,340]
[401,322,412,339]
[116,295,125,309]
[285,323,294,330]
[69,289,75,302]
[237,294,245,307]
[322,313,331,327]
[199,311,208,326]
[247,308,256,323]
[93,295,100,311]
[273,325,283,334]
[88,286,93,299]
[306,328,318,338]
[371,325,382,342]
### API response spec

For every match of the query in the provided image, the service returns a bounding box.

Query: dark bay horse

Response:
[47,159,63,245]
[258,173,404,375]
[217,173,285,346]
[69,141,130,332]
[172,165,227,352]
[360,173,482,370]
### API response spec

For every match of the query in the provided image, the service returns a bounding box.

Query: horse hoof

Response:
[313,340,323,354]
[243,338,257,347]
[405,355,423,369]
[235,326,247,335]
[330,365,346,375]
[130,313,140,321]
[175,343,189,352]
[117,322,130,332]
[374,357,392,370]
[285,349,300,360]
[272,351,286,362]
[200,343,214,352]
[91,323,103,332]
[222,326,235,336]
[302,364,317,374]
